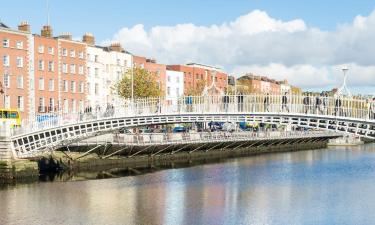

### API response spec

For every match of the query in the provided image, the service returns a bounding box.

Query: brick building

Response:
[133,56,166,95]
[0,22,30,119]
[167,63,228,95]
[0,21,87,119]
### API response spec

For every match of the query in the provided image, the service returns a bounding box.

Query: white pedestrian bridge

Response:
[7,94,375,158]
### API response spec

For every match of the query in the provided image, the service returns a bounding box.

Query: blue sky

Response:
[1,0,375,93]
[0,0,374,41]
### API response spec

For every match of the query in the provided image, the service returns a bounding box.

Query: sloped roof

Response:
[0,22,9,29]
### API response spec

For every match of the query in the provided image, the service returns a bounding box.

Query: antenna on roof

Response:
[46,0,50,26]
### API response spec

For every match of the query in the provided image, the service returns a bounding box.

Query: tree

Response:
[114,67,161,99]
[186,79,207,96]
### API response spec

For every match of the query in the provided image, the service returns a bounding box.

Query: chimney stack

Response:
[109,42,123,52]
[59,32,72,40]
[82,33,95,45]
[41,25,53,38]
[18,21,30,32]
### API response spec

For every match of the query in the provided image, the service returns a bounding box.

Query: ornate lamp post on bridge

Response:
[336,65,351,98]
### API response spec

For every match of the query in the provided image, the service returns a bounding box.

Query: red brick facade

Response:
[167,64,228,95]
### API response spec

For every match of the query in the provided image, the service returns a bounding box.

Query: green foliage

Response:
[114,67,161,99]
[186,79,207,96]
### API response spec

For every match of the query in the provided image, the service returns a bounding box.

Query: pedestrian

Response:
[282,92,289,112]
[334,96,342,116]
[237,92,244,112]
[223,94,229,112]
[371,98,375,119]
[264,93,270,112]
[303,94,310,114]
[315,94,322,114]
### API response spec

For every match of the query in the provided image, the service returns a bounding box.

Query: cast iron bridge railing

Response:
[7,94,375,158]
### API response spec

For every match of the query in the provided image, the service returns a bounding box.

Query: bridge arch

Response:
[11,111,375,158]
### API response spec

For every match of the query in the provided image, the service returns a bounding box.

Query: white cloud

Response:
[104,9,375,93]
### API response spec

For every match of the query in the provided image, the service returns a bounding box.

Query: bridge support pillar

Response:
[0,121,14,161]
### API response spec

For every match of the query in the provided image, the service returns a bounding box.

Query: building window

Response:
[3,39,9,48]
[94,68,99,77]
[87,54,90,61]
[117,71,121,80]
[70,64,76,74]
[3,74,10,88]
[79,100,84,111]
[17,96,24,111]
[94,83,99,95]
[49,98,54,112]
[78,51,84,59]
[116,59,120,66]
[4,95,10,108]
[62,48,67,56]
[3,55,10,66]
[16,57,23,68]
[168,76,170,82]
[87,82,91,94]
[38,60,44,71]
[87,67,91,76]
[38,97,45,112]
[48,47,54,55]
[39,78,44,90]
[78,65,84,75]
[167,87,171,95]
[63,80,68,92]
[17,76,23,89]
[70,50,75,58]
[177,77,180,83]
[38,45,44,53]
[48,79,54,91]
[72,99,76,113]
[63,63,68,73]
[79,82,84,93]
[63,99,68,113]
[48,61,54,72]
[71,81,76,93]
[16,41,23,49]
[176,88,180,96]
[94,55,98,62]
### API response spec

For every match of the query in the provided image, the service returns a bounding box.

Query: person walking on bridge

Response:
[282,92,289,112]
[303,94,311,114]
[264,93,270,112]
[370,98,375,120]
[237,92,244,112]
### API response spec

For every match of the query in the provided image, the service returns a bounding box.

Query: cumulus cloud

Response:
[103,9,375,92]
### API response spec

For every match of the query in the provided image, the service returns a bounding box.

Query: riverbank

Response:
[0,133,336,183]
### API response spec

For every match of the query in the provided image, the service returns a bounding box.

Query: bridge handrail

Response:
[11,94,375,137]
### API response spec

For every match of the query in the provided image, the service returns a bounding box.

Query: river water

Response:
[1,144,375,225]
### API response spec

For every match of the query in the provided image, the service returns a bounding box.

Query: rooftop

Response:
[0,22,9,29]
[186,63,222,71]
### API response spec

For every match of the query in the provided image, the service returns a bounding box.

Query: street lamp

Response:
[336,65,351,97]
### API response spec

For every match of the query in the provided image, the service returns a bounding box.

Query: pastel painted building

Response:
[84,33,132,108]
[166,70,184,102]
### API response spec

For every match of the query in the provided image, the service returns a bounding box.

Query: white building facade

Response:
[85,39,132,108]
[166,70,184,103]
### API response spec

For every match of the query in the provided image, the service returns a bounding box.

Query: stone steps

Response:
[0,137,13,160]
